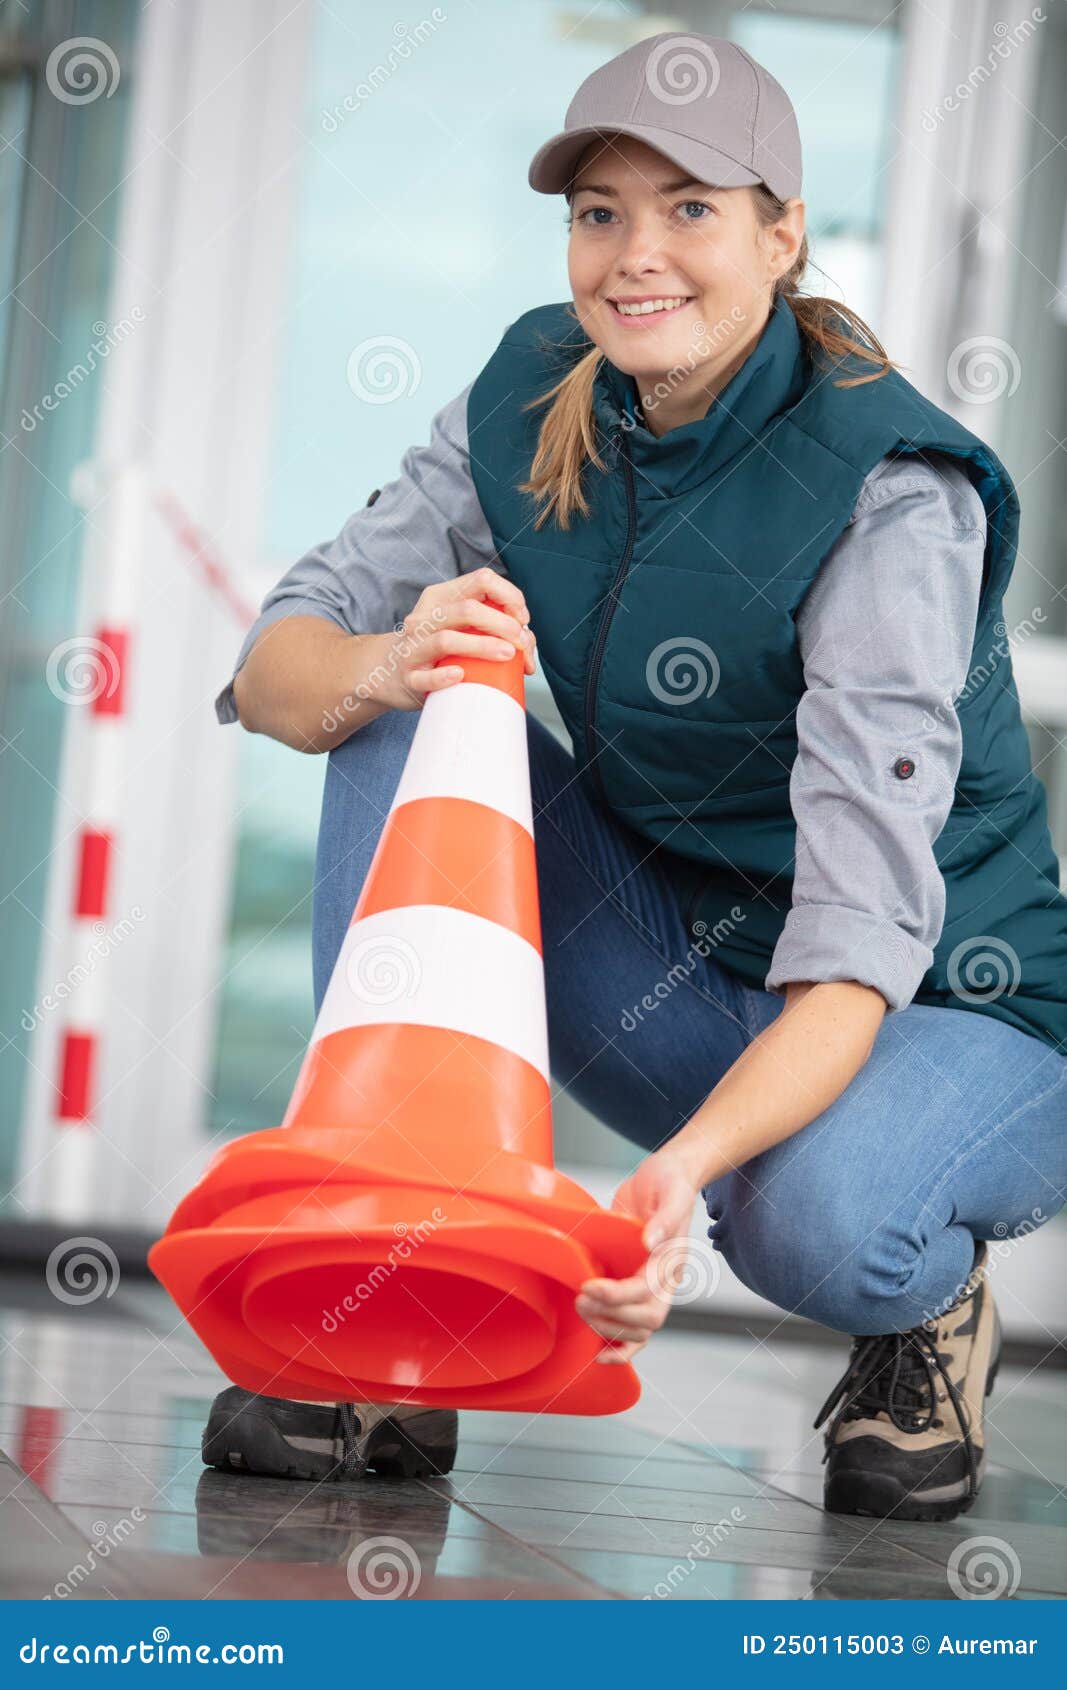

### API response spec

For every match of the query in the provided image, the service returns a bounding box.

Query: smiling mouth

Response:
[608,296,695,319]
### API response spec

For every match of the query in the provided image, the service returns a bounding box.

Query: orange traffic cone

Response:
[149,612,647,1413]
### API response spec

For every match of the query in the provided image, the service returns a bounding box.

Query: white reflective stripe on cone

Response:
[314,903,550,1083]
[388,681,533,836]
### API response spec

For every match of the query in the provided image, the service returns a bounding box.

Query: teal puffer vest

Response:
[467,295,1067,1056]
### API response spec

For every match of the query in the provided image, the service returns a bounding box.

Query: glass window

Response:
[0,1,139,1206]
[732,9,901,325]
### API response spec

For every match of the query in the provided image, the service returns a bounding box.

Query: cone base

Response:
[148,1125,647,1416]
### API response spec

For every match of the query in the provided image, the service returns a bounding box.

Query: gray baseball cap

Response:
[528,32,802,204]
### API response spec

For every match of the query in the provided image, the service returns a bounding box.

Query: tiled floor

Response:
[0,1272,1063,1601]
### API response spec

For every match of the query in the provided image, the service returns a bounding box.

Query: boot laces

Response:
[812,1318,979,1498]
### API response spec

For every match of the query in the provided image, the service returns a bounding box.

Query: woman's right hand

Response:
[380,567,537,711]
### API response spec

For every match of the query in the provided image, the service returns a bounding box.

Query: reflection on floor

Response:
[1,1271,1064,1600]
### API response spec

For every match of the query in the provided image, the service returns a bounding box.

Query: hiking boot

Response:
[201,1386,459,1482]
[813,1240,1001,1522]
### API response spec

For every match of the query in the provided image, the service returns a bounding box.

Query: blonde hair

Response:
[518,182,899,531]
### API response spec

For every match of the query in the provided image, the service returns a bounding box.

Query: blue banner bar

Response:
[3,1598,1061,1681]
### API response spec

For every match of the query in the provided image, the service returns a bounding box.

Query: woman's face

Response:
[566,133,803,417]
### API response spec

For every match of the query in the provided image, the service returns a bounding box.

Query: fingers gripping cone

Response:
[149,609,647,1412]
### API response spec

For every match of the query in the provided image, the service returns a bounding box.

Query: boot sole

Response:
[825,1469,981,1523]
[824,1347,1000,1524]
[201,1404,458,1483]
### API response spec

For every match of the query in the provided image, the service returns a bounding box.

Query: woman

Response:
[204,34,1067,1523]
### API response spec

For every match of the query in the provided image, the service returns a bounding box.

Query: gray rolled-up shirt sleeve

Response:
[214,381,498,724]
[765,450,987,1011]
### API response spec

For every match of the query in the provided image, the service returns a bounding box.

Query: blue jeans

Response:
[312,705,1067,1337]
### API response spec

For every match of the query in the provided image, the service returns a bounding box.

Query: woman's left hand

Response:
[575,1144,705,1365]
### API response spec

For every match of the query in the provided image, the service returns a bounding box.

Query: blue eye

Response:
[569,201,714,229]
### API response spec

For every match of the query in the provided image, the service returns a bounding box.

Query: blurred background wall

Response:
[1,0,1064,1343]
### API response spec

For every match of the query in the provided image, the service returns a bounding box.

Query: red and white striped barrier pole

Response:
[20,470,258,1218]
[25,467,147,1217]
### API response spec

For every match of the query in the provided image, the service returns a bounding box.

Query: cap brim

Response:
[528,122,763,195]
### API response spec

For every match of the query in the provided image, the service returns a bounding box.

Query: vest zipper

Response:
[584,428,636,806]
